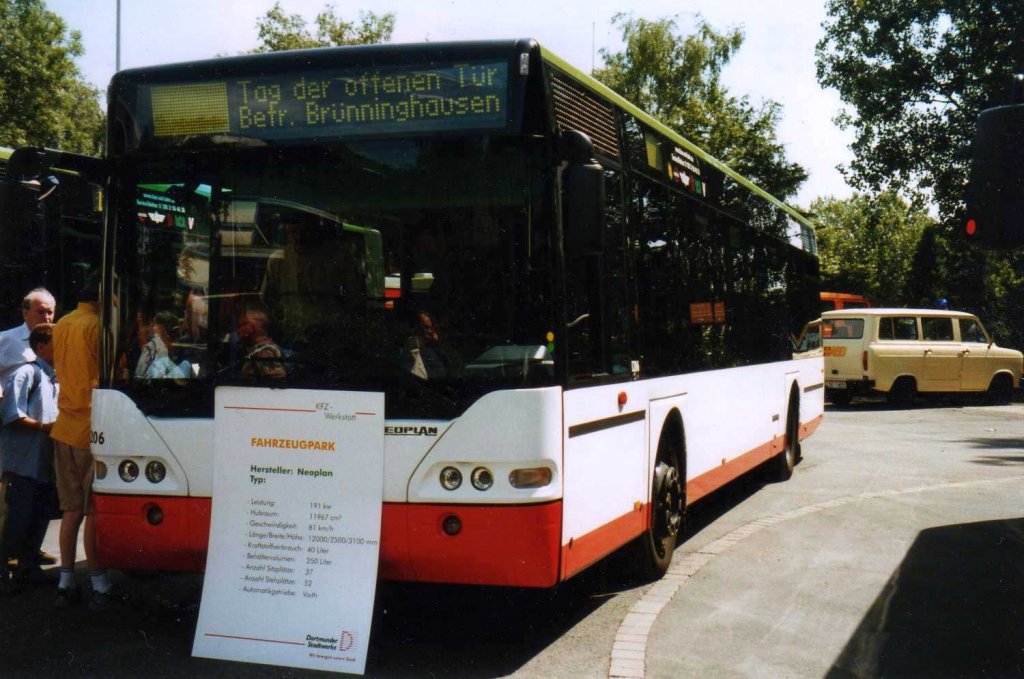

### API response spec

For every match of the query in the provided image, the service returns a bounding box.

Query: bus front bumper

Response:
[93,494,564,588]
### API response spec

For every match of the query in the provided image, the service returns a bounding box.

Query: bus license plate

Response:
[825,380,846,389]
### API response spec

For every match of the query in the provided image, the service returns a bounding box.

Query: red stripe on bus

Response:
[800,414,824,440]
[686,438,781,504]
[560,506,647,580]
[95,494,564,587]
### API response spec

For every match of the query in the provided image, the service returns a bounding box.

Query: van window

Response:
[878,317,918,340]
[922,317,954,341]
[794,320,821,353]
[959,318,989,343]
[822,318,864,340]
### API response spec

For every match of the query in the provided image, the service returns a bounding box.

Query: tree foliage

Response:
[0,0,103,154]
[811,191,933,305]
[594,13,807,202]
[816,0,1022,218]
[252,2,395,53]
[817,1,1024,349]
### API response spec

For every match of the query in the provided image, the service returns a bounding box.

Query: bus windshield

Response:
[108,135,554,418]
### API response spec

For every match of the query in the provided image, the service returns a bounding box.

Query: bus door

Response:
[560,158,645,578]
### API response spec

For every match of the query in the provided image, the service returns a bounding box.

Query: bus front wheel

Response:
[636,440,685,580]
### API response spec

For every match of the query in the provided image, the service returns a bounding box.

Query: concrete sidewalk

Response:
[630,403,1024,679]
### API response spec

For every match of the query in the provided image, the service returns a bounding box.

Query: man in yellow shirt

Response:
[50,275,124,610]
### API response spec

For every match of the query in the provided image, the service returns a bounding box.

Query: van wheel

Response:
[635,440,685,580]
[987,374,1014,405]
[828,390,852,407]
[887,377,916,408]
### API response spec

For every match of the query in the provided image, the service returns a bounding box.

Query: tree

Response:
[816,0,1022,218]
[811,192,933,306]
[594,14,807,203]
[252,2,395,53]
[0,0,103,154]
[816,1,1024,349]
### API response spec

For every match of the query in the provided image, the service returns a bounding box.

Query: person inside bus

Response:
[133,311,190,380]
[400,309,458,380]
[259,215,365,347]
[223,299,286,380]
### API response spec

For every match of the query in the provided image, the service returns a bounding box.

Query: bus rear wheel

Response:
[636,441,684,580]
[771,396,799,482]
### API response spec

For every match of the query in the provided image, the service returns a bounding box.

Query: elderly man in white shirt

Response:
[0,287,56,569]
[0,288,57,389]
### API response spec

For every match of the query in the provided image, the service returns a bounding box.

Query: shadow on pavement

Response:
[0,552,637,678]
[826,518,1024,679]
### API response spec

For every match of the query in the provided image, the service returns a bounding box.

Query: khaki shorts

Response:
[54,441,94,513]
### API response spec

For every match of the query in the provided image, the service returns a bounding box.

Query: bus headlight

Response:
[118,460,139,483]
[509,467,553,489]
[439,466,462,491]
[470,467,494,491]
[95,461,108,480]
[145,461,166,483]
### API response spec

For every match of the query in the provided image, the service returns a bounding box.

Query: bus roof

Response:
[538,46,816,233]
[109,39,815,234]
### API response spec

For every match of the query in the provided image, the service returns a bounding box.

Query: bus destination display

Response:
[148,60,509,141]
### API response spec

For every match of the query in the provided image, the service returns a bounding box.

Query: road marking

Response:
[607,474,1024,679]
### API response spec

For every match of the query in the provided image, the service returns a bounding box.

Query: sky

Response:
[48,0,855,207]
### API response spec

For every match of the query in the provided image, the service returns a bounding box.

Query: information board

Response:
[193,387,384,675]
[145,59,508,142]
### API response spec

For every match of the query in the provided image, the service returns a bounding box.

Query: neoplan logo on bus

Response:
[385,426,438,437]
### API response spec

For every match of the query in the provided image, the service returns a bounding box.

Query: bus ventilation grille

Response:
[550,72,619,159]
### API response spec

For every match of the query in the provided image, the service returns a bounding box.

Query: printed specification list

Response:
[193,388,384,675]
[239,497,379,601]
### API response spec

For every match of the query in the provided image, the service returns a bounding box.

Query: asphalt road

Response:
[2,397,1022,678]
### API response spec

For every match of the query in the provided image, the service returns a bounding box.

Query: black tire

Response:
[887,377,916,409]
[827,389,852,407]
[771,396,799,482]
[635,439,685,580]
[987,373,1014,405]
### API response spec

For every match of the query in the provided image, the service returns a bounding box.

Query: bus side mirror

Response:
[965,76,1024,249]
[561,131,605,257]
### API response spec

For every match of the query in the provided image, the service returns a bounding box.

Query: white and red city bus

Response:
[90,40,823,587]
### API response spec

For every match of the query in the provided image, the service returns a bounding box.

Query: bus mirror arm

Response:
[18,175,60,203]
[561,131,606,258]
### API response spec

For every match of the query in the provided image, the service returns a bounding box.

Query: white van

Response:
[822,308,1022,407]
